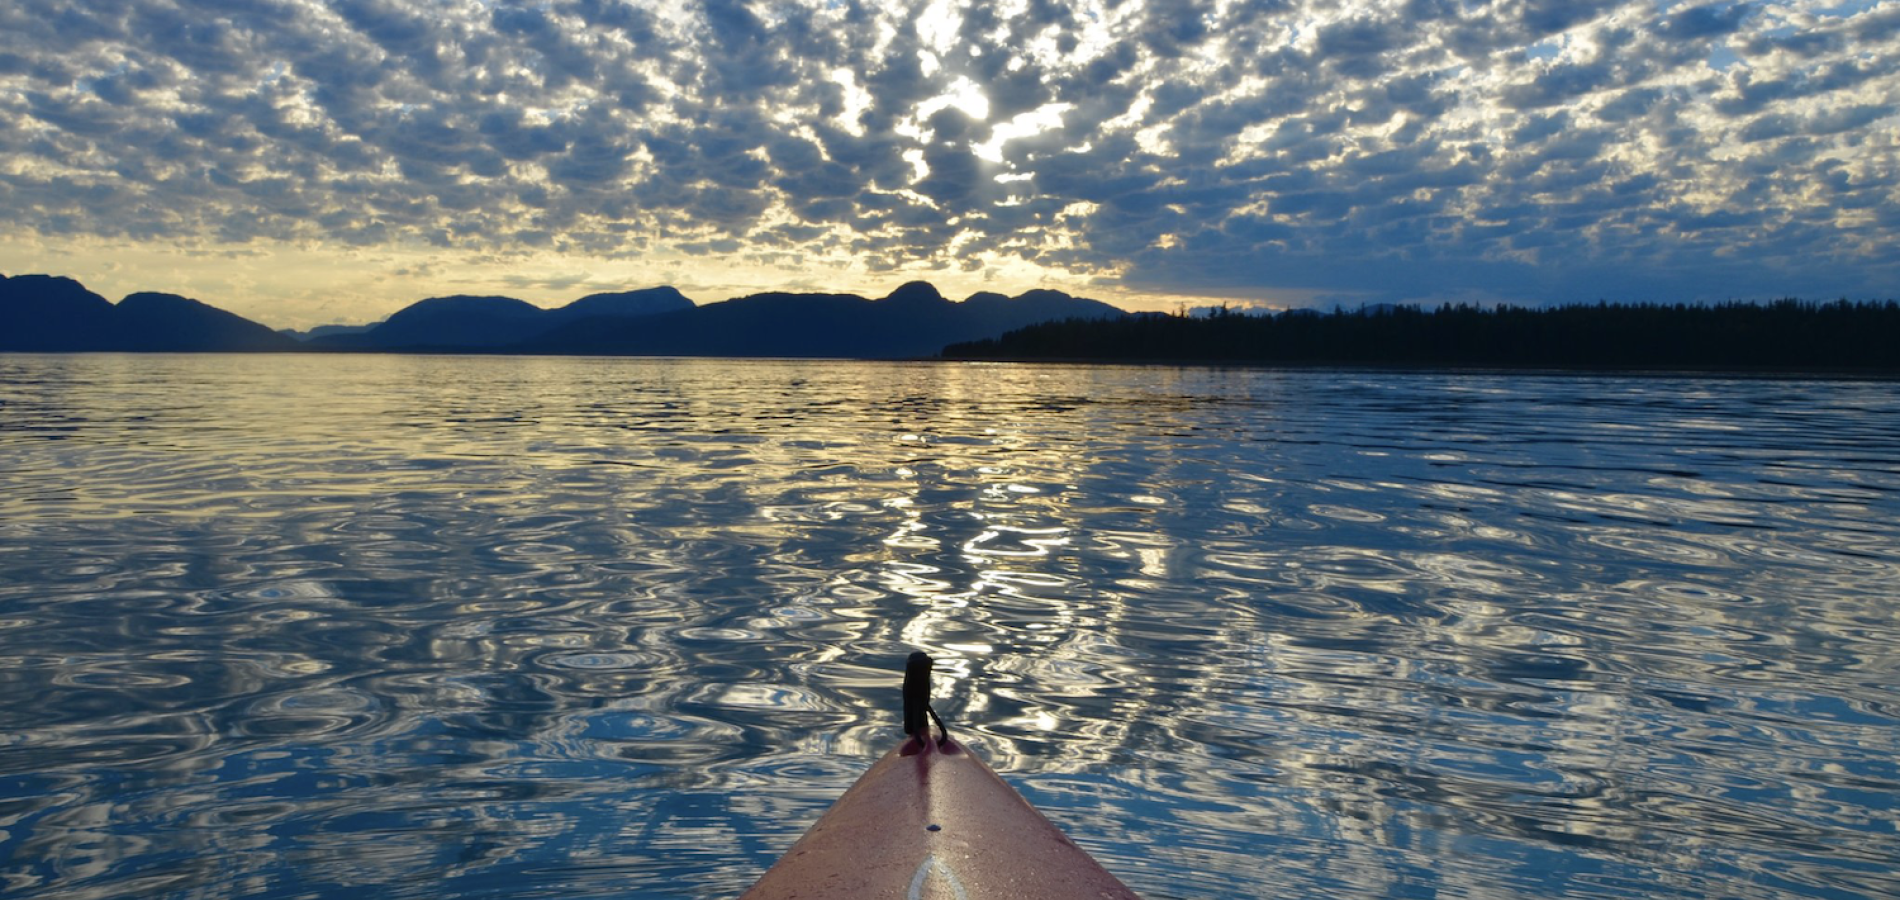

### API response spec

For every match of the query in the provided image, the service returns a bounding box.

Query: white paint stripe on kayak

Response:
[906,853,970,900]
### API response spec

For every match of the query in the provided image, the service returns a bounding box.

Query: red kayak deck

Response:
[740,733,1141,899]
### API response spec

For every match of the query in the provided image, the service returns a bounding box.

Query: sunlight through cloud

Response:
[0,0,1896,321]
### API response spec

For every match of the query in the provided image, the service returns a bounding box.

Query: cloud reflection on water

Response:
[1,356,1898,899]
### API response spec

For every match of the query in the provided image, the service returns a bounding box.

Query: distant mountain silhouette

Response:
[0,275,120,351]
[115,292,301,352]
[17,270,1889,369]
[1,274,297,352]
[550,287,695,322]
[518,281,1124,358]
[4,272,1121,358]
[311,295,546,349]
[310,286,695,350]
[280,323,378,341]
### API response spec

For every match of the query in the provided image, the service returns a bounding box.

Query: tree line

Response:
[940,299,1900,371]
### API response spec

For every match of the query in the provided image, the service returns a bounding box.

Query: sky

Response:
[2,0,1897,329]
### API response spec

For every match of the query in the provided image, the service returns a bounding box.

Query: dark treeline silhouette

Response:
[942,300,1900,371]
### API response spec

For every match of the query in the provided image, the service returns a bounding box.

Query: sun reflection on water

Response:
[1,357,1898,899]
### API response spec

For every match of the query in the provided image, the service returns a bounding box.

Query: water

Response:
[2,354,1897,900]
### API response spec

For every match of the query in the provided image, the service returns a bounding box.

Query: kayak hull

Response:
[739,735,1141,899]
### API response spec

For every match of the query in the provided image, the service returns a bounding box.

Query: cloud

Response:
[2,0,1897,312]
[1661,3,1756,40]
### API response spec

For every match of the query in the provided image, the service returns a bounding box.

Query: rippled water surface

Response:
[3,354,1898,900]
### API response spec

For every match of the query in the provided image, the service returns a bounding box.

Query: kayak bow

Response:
[740,652,1143,900]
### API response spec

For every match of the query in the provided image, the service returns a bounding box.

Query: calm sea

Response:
[2,354,1897,900]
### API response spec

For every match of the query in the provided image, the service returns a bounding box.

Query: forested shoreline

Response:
[941,300,1900,371]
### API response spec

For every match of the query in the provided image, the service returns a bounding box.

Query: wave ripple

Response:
[3,357,1898,900]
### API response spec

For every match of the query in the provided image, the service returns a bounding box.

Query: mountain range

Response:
[0,274,300,352]
[515,282,1124,358]
[3,273,1125,357]
[305,286,697,350]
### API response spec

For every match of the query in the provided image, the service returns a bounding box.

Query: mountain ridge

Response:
[3,272,1126,357]
[516,281,1125,358]
[1,274,299,352]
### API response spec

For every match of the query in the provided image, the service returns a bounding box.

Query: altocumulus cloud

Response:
[2,0,1897,307]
